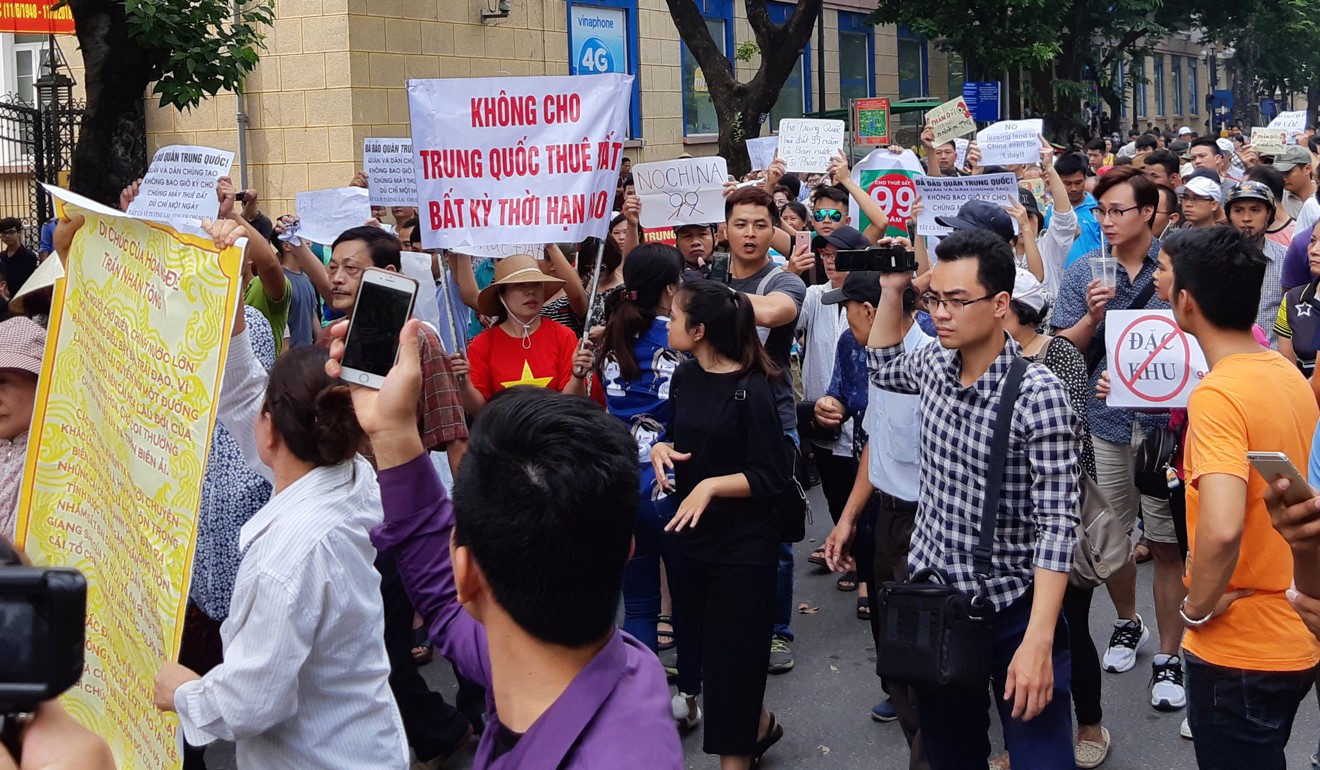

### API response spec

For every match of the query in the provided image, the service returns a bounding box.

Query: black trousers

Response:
[812,446,858,525]
[671,553,776,756]
[1062,582,1103,727]
[378,553,472,761]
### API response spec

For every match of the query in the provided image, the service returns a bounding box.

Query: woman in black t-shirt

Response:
[650,279,788,769]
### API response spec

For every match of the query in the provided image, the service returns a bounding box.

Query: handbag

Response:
[1133,424,1177,499]
[873,357,1028,690]
[736,375,811,543]
[796,399,843,446]
[1070,473,1133,587]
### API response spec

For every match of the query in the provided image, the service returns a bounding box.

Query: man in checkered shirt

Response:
[866,228,1082,769]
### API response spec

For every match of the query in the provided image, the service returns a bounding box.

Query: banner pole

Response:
[579,239,607,398]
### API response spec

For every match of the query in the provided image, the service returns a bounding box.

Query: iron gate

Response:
[0,94,82,247]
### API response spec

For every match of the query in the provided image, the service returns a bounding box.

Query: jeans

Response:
[774,429,799,640]
[621,494,680,652]
[1185,652,1316,770]
[914,590,1074,770]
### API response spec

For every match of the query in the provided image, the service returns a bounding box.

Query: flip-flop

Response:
[656,615,675,651]
[857,597,871,621]
[751,711,784,767]
[412,626,434,666]
[807,547,828,567]
[836,571,858,592]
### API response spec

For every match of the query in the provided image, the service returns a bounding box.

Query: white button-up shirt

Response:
[173,329,408,769]
[863,322,935,502]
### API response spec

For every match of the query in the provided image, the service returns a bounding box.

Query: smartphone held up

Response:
[339,268,419,389]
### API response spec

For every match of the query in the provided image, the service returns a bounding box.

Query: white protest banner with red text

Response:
[407,74,633,251]
[1103,309,1208,409]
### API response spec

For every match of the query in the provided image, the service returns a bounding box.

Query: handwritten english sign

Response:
[364,138,418,208]
[632,156,728,229]
[927,97,976,147]
[407,74,634,250]
[913,173,1019,237]
[124,145,234,227]
[1104,310,1208,409]
[776,118,845,172]
[976,119,1043,166]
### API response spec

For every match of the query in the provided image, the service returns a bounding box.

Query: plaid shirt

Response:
[321,325,468,464]
[1049,239,1170,444]
[867,335,1081,611]
[1259,238,1286,346]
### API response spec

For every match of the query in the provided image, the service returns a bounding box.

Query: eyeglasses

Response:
[1094,204,1141,221]
[813,209,843,223]
[921,293,993,312]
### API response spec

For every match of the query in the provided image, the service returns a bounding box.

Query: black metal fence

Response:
[0,93,83,247]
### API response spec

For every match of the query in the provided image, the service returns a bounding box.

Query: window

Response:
[1133,56,1146,117]
[1154,54,1165,116]
[11,35,52,106]
[1189,58,1199,115]
[838,12,874,107]
[897,26,928,100]
[1116,59,1127,119]
[768,2,811,130]
[681,5,732,137]
[946,52,965,102]
[1172,56,1182,115]
[567,1,641,138]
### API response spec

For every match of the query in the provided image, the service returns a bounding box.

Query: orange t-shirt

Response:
[1184,351,1320,671]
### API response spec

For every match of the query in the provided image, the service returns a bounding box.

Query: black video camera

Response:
[0,539,86,755]
[834,245,918,274]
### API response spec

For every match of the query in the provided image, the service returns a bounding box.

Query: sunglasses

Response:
[813,209,843,223]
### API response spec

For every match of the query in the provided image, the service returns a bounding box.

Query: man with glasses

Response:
[865,228,1081,767]
[1176,170,1224,229]
[1053,166,1187,716]
[0,217,36,297]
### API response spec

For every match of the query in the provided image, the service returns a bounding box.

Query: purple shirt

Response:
[1285,227,1315,290]
[371,454,683,770]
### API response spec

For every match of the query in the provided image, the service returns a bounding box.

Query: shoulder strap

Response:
[734,372,752,420]
[1130,278,1157,310]
[756,267,778,297]
[973,357,1030,581]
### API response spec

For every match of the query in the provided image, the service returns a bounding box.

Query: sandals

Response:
[656,615,675,652]
[411,626,434,666]
[989,752,1011,770]
[1134,536,1152,564]
[751,711,784,766]
[836,571,858,592]
[807,546,828,568]
[857,597,871,621]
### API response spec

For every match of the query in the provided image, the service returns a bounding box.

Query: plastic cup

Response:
[1089,256,1118,290]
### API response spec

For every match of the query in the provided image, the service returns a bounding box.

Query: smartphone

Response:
[1247,451,1317,506]
[340,268,419,389]
[794,230,811,254]
[707,252,731,284]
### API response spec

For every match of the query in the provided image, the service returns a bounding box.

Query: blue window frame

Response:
[1134,56,1146,117]
[1154,54,1165,116]
[896,25,928,100]
[1189,58,1199,115]
[768,1,812,130]
[681,0,734,136]
[1172,56,1183,115]
[837,11,874,106]
[566,0,642,138]
[1117,59,1127,119]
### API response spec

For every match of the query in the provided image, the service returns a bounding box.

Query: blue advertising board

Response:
[962,81,1001,122]
[567,1,641,138]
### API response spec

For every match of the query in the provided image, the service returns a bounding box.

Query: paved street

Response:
[208,484,1320,769]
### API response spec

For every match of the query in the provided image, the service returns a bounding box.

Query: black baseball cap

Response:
[936,199,1015,242]
[811,225,871,251]
[821,270,882,306]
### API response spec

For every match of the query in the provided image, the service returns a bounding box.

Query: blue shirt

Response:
[190,307,276,620]
[825,329,870,458]
[601,316,686,504]
[38,218,56,255]
[1046,193,1101,267]
[1050,238,1169,444]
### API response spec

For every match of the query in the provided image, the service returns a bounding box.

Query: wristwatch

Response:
[1179,599,1214,627]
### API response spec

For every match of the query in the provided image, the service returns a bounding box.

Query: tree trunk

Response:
[67,0,151,207]
[1308,78,1320,136]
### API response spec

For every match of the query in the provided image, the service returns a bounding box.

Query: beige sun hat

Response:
[475,253,564,317]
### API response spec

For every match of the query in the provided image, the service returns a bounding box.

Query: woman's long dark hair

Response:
[675,279,778,378]
[598,244,683,382]
[576,236,624,285]
[261,346,364,466]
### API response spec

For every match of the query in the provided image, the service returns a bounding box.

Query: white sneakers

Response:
[672,692,702,730]
[1102,614,1150,673]
[1180,717,1192,740]
[1150,653,1187,711]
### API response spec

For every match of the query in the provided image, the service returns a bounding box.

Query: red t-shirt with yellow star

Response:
[467,318,581,400]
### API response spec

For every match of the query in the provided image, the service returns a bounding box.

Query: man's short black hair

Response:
[1164,226,1266,331]
[779,172,801,198]
[1085,138,1107,153]
[725,185,781,225]
[452,387,639,647]
[1190,137,1223,157]
[1136,134,1159,151]
[1244,165,1285,203]
[1157,185,1182,223]
[0,217,21,233]
[1129,130,1141,138]
[1309,135,1320,156]
[1054,152,1088,178]
[331,225,402,270]
[1143,150,1180,176]
[933,228,1016,298]
[812,184,850,208]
